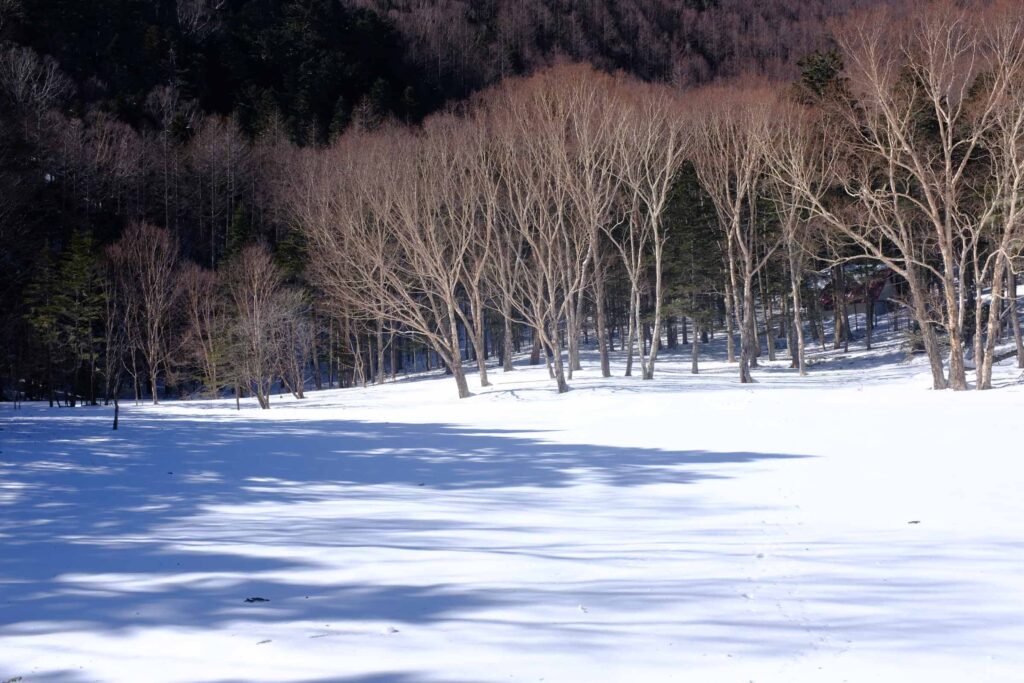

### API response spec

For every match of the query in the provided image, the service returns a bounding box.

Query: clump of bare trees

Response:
[291,64,697,396]
[688,83,782,383]
[224,244,308,409]
[103,225,312,411]
[767,0,1024,390]
[286,0,1024,397]
[108,222,181,405]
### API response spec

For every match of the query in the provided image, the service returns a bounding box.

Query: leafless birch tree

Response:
[108,222,181,404]
[689,84,781,383]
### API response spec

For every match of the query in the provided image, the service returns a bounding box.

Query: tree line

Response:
[297,0,1024,397]
[0,0,892,407]
[350,0,880,96]
[4,0,1024,409]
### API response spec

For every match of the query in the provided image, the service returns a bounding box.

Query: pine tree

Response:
[54,231,104,405]
[662,163,725,372]
[794,50,847,103]
[24,242,60,406]
[225,204,252,261]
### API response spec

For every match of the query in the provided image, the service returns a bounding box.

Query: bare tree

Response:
[108,223,181,404]
[145,85,197,233]
[560,65,628,378]
[486,71,592,393]
[177,0,226,39]
[610,80,690,380]
[278,288,313,400]
[0,45,72,115]
[181,263,227,397]
[100,258,132,429]
[186,115,251,266]
[224,243,292,409]
[425,113,494,387]
[972,3,1024,388]
[689,83,781,383]
[297,128,477,398]
[822,1,1024,390]
[764,102,840,376]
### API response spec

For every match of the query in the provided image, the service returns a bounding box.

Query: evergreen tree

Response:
[24,242,60,405]
[225,204,252,261]
[53,230,104,405]
[795,50,847,103]
[663,164,724,345]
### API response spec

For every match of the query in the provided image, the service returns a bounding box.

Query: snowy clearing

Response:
[2,341,1024,683]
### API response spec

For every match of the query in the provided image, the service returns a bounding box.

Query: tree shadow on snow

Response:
[8,672,452,683]
[0,406,1019,678]
[0,407,805,640]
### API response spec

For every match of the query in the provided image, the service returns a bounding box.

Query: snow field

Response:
[1,341,1023,682]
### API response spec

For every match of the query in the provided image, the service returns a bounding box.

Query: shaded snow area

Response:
[2,341,1024,682]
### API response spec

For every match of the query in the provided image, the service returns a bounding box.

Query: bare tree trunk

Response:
[149,365,159,405]
[88,349,97,406]
[564,306,577,380]
[312,308,323,391]
[806,291,825,352]
[132,355,140,405]
[447,308,471,398]
[280,372,297,399]
[594,270,611,378]
[328,318,336,388]
[907,273,948,390]
[865,292,875,352]
[529,334,541,365]
[1010,269,1024,369]
[761,291,775,362]
[723,280,736,363]
[502,301,515,372]
[691,322,700,374]
[783,297,797,369]
[624,289,637,377]
[972,266,986,387]
[944,285,969,391]
[450,360,470,398]
[832,266,845,351]
[978,259,1005,390]
[569,293,583,373]
[468,300,491,387]
[390,333,397,381]
[352,329,365,387]
[644,247,666,380]
[375,318,386,385]
[632,286,648,378]
[739,272,756,383]
[549,315,569,393]
[544,340,555,379]
[789,268,806,376]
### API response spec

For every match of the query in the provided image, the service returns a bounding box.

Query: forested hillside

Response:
[351,0,877,94]
[5,0,1021,406]
[0,0,882,402]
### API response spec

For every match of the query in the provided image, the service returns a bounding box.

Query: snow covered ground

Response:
[2,336,1024,682]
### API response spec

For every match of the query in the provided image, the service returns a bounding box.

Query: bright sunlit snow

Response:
[2,337,1024,682]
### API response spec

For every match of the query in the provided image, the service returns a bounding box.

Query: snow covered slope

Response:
[2,344,1023,682]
